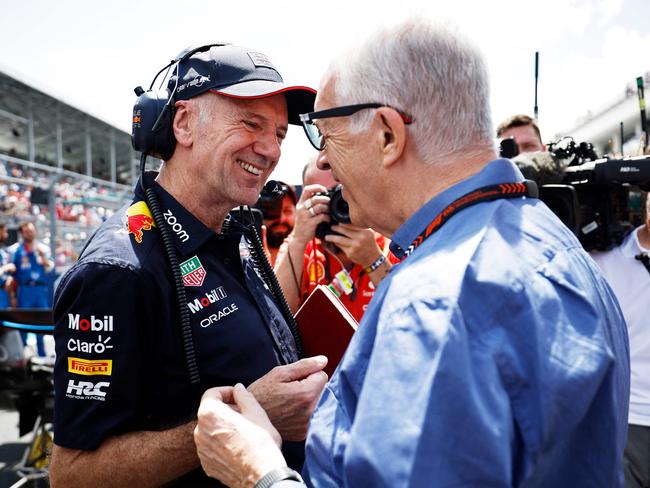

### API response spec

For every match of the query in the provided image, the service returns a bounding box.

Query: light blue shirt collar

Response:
[390,158,524,257]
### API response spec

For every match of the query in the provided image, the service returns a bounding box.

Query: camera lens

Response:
[329,185,350,224]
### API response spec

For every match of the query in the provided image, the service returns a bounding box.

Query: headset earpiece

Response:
[131,87,176,161]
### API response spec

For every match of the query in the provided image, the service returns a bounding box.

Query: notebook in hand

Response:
[294,285,359,377]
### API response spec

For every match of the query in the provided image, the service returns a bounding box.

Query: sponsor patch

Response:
[307,260,326,284]
[68,357,113,376]
[66,380,110,401]
[68,314,114,332]
[67,335,113,354]
[126,201,155,244]
[200,303,239,328]
[247,52,276,71]
[180,256,206,287]
[176,74,211,94]
[163,209,189,242]
[188,286,227,314]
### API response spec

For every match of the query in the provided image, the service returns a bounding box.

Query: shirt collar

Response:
[390,158,525,258]
[620,225,650,258]
[133,172,218,255]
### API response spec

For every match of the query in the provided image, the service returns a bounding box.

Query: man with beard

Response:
[274,158,394,322]
[258,183,297,265]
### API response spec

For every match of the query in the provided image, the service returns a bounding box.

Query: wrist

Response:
[254,466,302,488]
[287,233,310,252]
[364,254,387,274]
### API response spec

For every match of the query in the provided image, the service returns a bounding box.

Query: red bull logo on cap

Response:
[126,201,155,244]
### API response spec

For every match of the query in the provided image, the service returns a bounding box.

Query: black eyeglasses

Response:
[299,103,414,150]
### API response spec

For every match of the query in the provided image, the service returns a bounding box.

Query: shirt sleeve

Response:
[53,261,146,450]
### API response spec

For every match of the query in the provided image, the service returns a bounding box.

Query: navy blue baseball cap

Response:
[171,44,316,125]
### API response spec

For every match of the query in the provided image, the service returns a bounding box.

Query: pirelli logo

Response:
[68,357,113,376]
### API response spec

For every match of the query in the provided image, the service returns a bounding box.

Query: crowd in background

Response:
[0,156,130,270]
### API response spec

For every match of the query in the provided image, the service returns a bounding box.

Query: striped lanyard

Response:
[401,180,538,259]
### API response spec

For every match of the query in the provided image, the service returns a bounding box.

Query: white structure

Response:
[559,72,650,157]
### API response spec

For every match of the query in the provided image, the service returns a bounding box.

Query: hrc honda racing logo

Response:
[66,380,110,401]
[68,314,114,332]
[188,287,227,314]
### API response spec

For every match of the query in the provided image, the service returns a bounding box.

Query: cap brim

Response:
[212,80,316,125]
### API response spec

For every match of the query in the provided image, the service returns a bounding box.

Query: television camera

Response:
[502,137,650,251]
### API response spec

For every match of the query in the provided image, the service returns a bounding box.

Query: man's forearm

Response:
[274,237,307,313]
[49,420,199,488]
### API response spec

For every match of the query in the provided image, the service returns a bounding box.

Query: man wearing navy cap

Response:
[50,44,327,487]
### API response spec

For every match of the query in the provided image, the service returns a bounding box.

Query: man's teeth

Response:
[238,160,262,176]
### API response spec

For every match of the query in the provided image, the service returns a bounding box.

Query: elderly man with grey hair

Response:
[193,19,630,487]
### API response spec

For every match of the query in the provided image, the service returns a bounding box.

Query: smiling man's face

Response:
[191,93,289,208]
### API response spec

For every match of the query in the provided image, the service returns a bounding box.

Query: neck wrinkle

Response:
[156,163,231,234]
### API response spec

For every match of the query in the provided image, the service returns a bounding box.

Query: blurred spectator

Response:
[257,182,298,265]
[0,223,16,308]
[592,192,650,488]
[10,221,54,356]
[496,114,546,154]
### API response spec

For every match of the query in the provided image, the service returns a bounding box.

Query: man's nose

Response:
[254,131,282,163]
[316,150,330,171]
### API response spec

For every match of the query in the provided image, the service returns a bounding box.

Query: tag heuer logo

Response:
[180,256,206,287]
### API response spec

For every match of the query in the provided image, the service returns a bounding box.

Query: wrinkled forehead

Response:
[315,74,337,112]
[208,92,289,129]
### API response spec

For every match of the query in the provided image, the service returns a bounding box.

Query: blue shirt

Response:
[303,159,630,487]
[0,247,11,308]
[12,241,50,286]
[53,173,301,487]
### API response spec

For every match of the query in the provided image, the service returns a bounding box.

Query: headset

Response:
[130,46,304,388]
[131,43,229,161]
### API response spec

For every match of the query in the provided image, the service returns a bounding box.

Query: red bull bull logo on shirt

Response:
[126,201,155,244]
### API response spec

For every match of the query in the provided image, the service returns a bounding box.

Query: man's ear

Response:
[374,107,407,169]
[173,100,194,148]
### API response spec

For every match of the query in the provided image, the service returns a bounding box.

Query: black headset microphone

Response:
[131,46,303,388]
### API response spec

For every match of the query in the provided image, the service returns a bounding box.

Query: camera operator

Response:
[274,157,393,321]
[257,182,297,265]
[592,192,650,488]
[497,114,546,154]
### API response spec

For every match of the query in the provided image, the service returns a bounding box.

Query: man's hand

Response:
[248,355,328,441]
[292,184,331,246]
[195,384,287,488]
[325,224,383,268]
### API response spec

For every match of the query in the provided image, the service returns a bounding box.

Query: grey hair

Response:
[327,19,494,164]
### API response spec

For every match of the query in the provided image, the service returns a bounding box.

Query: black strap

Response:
[401,180,538,259]
[635,253,650,276]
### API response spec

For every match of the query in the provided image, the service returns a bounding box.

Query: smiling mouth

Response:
[238,160,263,176]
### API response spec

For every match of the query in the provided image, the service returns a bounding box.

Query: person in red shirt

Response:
[274,158,395,322]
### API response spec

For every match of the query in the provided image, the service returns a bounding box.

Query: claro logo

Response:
[68,314,114,332]
[66,380,110,401]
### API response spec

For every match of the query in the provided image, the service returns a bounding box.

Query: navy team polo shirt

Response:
[53,172,301,486]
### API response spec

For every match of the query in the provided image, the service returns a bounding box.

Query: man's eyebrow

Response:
[242,110,288,136]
